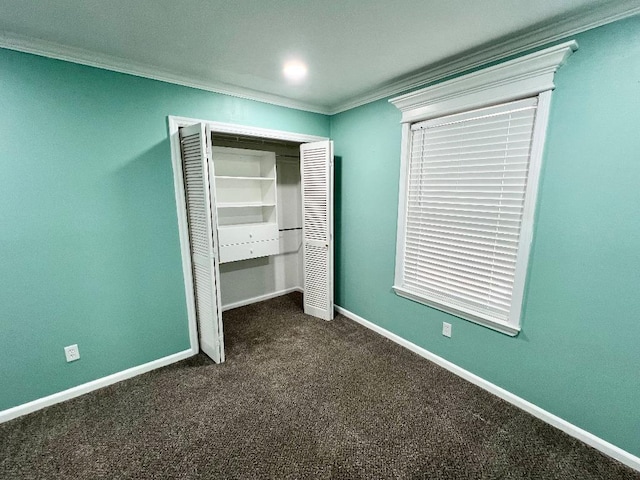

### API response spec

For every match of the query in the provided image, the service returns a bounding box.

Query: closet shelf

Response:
[215,175,275,181]
[217,202,276,208]
[217,221,278,230]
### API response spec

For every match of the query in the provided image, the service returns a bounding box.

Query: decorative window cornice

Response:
[390,41,577,123]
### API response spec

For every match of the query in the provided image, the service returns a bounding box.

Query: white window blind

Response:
[399,97,539,330]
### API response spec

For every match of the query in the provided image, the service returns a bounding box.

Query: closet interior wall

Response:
[212,134,303,310]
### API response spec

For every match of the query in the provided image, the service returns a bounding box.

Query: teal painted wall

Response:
[0,48,329,411]
[330,16,640,455]
[1,12,638,460]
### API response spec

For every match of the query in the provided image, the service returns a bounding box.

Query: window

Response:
[390,41,577,335]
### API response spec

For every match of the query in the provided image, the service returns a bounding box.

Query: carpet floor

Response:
[1,292,638,479]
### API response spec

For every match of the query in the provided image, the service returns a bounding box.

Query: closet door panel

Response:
[300,141,334,320]
[179,123,225,363]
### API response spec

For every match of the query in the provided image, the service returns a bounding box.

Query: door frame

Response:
[168,115,329,354]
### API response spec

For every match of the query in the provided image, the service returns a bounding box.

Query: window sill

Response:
[393,285,521,337]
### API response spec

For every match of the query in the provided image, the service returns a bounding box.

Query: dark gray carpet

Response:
[1,292,638,479]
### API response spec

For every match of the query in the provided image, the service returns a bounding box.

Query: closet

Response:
[174,121,333,363]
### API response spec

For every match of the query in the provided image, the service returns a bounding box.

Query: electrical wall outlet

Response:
[442,322,452,338]
[64,344,80,362]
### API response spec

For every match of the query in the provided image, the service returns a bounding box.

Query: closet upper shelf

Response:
[212,146,276,178]
[217,221,278,230]
[215,175,274,180]
[217,202,276,208]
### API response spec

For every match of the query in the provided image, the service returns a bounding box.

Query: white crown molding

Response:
[328,1,640,114]
[335,305,640,473]
[0,2,638,117]
[0,31,331,115]
[390,41,577,123]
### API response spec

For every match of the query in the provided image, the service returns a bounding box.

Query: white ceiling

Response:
[0,0,638,114]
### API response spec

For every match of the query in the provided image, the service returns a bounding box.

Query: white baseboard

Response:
[0,288,304,424]
[335,305,640,472]
[221,286,302,312]
[0,348,195,424]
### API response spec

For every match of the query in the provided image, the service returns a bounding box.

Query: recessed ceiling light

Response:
[283,60,307,83]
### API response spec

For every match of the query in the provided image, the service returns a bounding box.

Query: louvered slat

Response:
[180,124,223,363]
[301,141,334,320]
[182,133,210,258]
[400,98,538,325]
[304,244,329,310]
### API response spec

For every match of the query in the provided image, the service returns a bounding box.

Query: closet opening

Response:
[168,117,334,364]
[211,133,305,314]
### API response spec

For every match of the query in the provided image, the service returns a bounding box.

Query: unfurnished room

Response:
[1,1,639,478]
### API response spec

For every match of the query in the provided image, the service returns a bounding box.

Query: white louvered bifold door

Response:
[179,123,224,363]
[401,98,539,327]
[301,141,334,320]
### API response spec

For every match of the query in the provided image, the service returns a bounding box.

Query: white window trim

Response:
[389,41,577,336]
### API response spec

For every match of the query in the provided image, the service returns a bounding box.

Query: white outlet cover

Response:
[64,344,80,362]
[442,322,452,338]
